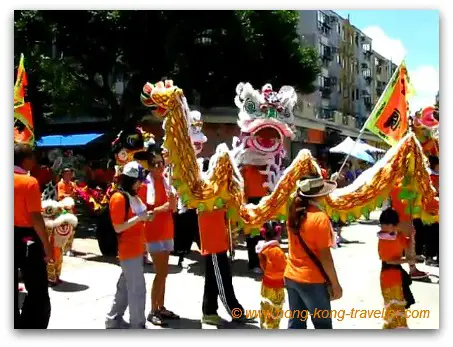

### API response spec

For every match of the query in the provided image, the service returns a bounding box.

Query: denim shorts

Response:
[146,239,174,254]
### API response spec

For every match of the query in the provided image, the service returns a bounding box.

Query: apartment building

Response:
[298,10,397,129]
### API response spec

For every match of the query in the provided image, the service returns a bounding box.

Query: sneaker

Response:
[410,268,429,280]
[201,314,222,326]
[232,316,257,324]
[147,311,168,327]
[105,316,130,329]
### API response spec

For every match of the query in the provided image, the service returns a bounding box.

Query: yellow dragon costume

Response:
[138,80,437,236]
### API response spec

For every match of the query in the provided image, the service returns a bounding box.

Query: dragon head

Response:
[141,80,205,155]
[140,80,183,118]
[234,82,296,155]
[111,127,155,170]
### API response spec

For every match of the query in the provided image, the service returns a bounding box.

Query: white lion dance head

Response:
[234,82,296,154]
[42,197,78,248]
[188,110,207,155]
[233,82,297,191]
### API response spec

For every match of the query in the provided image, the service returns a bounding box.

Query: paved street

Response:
[24,212,439,330]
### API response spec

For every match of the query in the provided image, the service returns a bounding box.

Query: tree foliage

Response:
[14,10,320,136]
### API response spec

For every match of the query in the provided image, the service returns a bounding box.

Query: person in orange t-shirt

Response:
[255,222,287,329]
[140,148,179,326]
[241,165,269,273]
[14,143,52,329]
[105,161,152,329]
[377,208,419,329]
[57,167,77,256]
[57,168,76,201]
[197,208,254,326]
[285,176,341,329]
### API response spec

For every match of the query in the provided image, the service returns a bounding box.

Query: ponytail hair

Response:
[288,193,310,233]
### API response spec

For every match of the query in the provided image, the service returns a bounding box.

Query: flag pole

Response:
[334,60,403,181]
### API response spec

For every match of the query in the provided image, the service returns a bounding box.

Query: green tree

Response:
[14,10,320,136]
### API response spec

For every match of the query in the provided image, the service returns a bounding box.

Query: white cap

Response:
[122,161,146,181]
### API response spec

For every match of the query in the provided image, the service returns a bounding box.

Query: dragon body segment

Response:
[140,80,438,230]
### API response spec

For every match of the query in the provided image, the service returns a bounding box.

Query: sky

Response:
[335,10,439,113]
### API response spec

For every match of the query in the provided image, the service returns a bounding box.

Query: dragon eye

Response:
[244,100,256,113]
[277,105,284,113]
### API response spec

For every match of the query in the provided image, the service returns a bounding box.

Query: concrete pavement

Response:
[26,213,439,329]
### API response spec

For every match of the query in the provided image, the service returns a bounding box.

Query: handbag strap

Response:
[293,231,332,286]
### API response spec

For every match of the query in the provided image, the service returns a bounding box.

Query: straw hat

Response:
[296,176,337,198]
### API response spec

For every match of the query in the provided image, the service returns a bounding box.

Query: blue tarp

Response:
[36,133,104,147]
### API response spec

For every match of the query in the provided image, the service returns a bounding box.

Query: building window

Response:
[362,43,371,52]
[319,75,330,88]
[337,23,341,34]
[356,88,360,99]
[375,57,379,66]
[355,33,359,47]
[317,11,326,24]
[319,43,332,62]
[363,68,371,78]
[336,53,340,65]
[352,89,355,101]
[338,82,342,93]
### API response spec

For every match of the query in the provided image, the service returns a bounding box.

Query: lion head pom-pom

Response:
[141,82,155,108]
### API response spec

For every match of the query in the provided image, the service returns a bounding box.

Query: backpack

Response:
[96,191,130,257]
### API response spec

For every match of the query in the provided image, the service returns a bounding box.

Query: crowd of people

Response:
[14,135,439,330]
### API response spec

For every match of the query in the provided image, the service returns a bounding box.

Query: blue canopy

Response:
[36,133,104,147]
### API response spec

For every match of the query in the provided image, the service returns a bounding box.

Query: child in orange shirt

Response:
[255,222,287,329]
[378,208,420,329]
